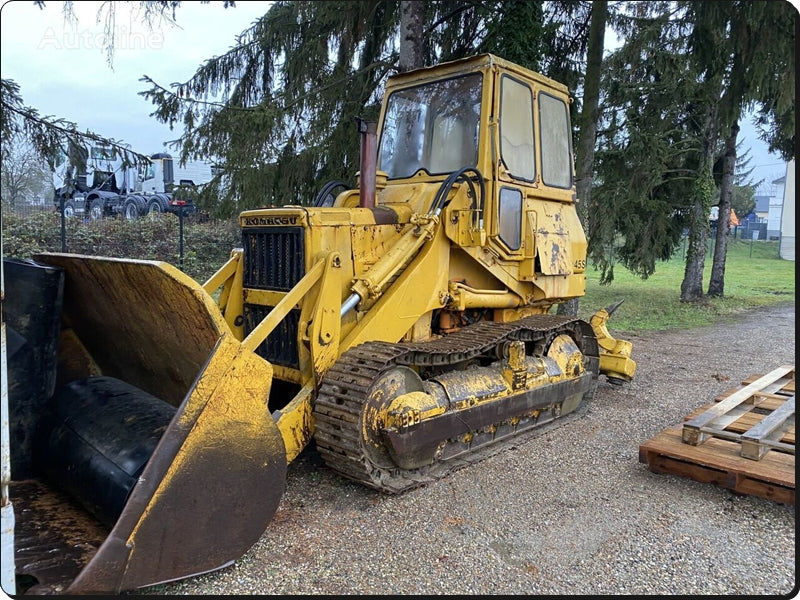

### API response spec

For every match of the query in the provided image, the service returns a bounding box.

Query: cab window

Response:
[141,162,155,181]
[498,187,523,251]
[90,146,114,160]
[379,73,482,179]
[499,75,535,182]
[539,92,572,189]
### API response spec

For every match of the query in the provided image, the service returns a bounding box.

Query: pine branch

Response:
[1,96,149,165]
[141,59,395,115]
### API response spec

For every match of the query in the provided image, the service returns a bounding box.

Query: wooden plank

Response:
[707,411,795,445]
[684,398,788,421]
[752,391,793,404]
[683,365,795,445]
[640,451,794,506]
[639,425,795,505]
[694,425,746,444]
[731,382,794,408]
[760,379,795,396]
[740,397,794,443]
[742,373,795,395]
[734,473,794,505]
[740,396,795,460]
[687,403,755,433]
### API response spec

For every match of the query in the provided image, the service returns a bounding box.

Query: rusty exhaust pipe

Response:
[357,118,377,209]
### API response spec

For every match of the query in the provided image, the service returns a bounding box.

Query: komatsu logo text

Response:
[243,216,299,226]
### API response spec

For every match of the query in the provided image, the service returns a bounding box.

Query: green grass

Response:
[578,238,795,333]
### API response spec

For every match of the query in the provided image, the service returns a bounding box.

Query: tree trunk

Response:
[708,122,738,297]
[575,0,605,223]
[679,198,709,302]
[558,0,606,318]
[399,1,424,72]
[708,40,746,297]
[680,96,719,303]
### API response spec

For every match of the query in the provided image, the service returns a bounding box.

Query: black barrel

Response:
[37,376,177,528]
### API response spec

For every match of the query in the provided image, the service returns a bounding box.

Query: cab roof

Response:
[385,53,570,96]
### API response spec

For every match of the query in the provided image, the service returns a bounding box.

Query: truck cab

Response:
[139,153,175,194]
[374,54,586,302]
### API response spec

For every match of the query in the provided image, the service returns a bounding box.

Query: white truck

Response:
[53,144,216,220]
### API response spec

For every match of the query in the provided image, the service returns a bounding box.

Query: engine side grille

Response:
[242,226,305,290]
[243,304,300,368]
[242,226,305,369]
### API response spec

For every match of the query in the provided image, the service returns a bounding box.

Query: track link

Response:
[313,315,599,493]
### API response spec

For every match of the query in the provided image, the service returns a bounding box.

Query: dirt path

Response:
[143,302,795,596]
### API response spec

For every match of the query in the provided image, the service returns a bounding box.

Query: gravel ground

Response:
[135,302,795,596]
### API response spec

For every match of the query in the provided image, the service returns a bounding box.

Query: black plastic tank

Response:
[37,376,177,528]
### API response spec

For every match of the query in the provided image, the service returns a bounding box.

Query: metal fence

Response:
[731,221,769,241]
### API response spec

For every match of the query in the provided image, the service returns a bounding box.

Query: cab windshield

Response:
[378,73,482,179]
[90,146,115,160]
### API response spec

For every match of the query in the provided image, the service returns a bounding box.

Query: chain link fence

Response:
[2,202,240,284]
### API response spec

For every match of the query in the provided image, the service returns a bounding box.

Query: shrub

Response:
[2,210,239,283]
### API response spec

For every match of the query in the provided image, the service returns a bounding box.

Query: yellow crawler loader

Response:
[3,54,636,594]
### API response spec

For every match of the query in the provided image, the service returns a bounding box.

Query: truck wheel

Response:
[147,197,165,215]
[88,200,104,220]
[123,198,141,220]
[62,201,76,218]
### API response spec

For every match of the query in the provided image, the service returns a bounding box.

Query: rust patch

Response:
[370,206,399,225]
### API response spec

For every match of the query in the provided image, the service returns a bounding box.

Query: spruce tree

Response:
[589,2,697,285]
[703,0,795,297]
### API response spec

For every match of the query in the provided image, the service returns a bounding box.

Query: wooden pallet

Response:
[639,366,795,505]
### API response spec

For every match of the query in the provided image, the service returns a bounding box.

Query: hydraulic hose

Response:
[428,167,485,231]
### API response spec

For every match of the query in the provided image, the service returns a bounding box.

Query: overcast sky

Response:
[0,0,790,195]
[0,0,270,151]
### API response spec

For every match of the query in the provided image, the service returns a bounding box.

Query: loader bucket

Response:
[7,254,286,594]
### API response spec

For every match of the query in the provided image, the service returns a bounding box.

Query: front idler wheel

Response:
[361,366,426,469]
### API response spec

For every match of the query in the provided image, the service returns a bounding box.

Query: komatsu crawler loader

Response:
[3,54,636,594]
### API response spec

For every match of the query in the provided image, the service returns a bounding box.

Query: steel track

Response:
[312,315,599,493]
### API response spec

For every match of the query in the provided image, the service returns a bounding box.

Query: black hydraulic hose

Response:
[428,167,485,230]
[313,180,349,207]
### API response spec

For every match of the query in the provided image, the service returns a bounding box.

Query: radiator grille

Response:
[243,304,301,368]
[242,226,305,368]
[242,226,305,290]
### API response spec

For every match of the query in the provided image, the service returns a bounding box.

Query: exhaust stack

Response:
[357,118,377,208]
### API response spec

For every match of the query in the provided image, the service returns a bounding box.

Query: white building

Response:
[768,194,783,240]
[778,159,795,261]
